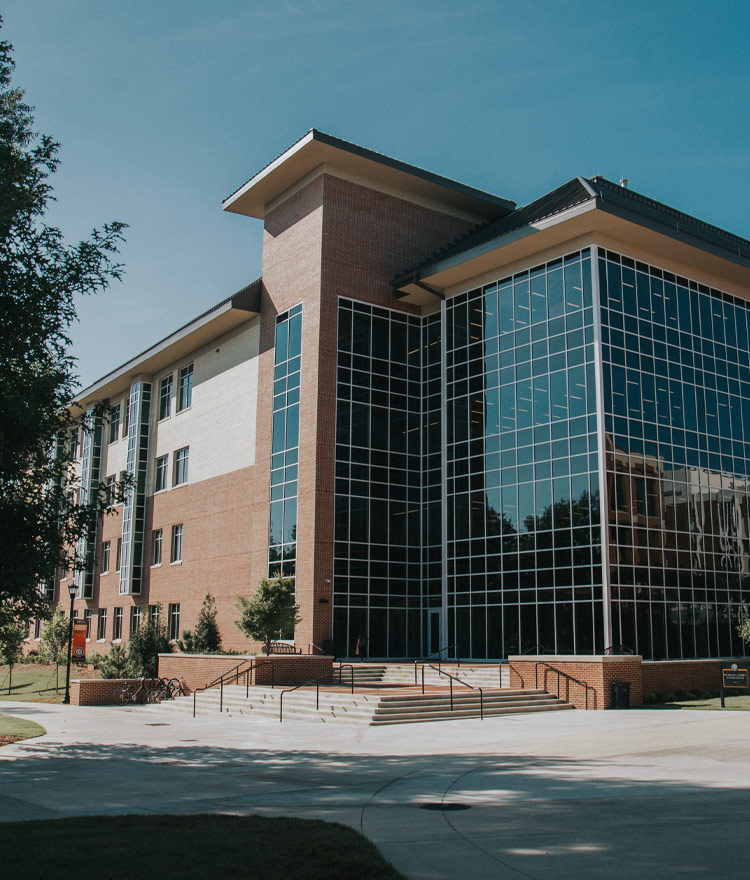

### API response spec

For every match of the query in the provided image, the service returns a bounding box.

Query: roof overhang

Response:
[395,199,750,303]
[223,130,515,223]
[76,281,261,409]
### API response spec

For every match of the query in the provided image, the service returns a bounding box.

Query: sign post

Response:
[71,620,87,663]
[720,663,749,707]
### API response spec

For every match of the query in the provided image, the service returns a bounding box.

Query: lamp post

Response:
[61,583,77,705]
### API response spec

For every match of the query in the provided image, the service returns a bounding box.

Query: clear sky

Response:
[3,1,749,388]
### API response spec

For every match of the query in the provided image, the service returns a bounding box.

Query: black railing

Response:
[420,664,484,720]
[604,644,634,655]
[279,664,355,723]
[269,641,301,654]
[535,661,595,710]
[192,659,275,717]
[413,643,460,683]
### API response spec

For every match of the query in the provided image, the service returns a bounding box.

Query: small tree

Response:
[40,603,69,692]
[738,618,750,648]
[182,593,221,653]
[128,607,172,677]
[0,621,26,694]
[235,577,301,654]
[97,643,131,679]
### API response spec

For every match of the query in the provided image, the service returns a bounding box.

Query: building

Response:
[46,130,750,661]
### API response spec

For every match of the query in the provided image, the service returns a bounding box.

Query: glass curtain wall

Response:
[268,305,302,578]
[600,250,750,658]
[444,249,603,657]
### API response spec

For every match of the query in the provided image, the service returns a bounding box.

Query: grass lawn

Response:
[0,814,406,879]
[649,694,750,711]
[0,713,46,744]
[0,662,100,703]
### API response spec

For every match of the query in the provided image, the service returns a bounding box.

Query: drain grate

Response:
[420,802,471,812]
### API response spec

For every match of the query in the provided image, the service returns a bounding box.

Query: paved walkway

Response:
[1,701,749,879]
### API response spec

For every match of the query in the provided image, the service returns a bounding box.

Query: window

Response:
[130,606,142,634]
[122,396,130,435]
[34,618,41,640]
[173,447,189,486]
[116,538,122,572]
[119,471,127,502]
[159,374,173,420]
[69,428,79,459]
[83,609,92,640]
[149,604,159,624]
[177,364,193,411]
[102,541,110,574]
[154,455,169,492]
[105,475,116,505]
[168,603,181,641]
[152,529,162,566]
[171,524,183,563]
[113,607,123,641]
[97,609,107,641]
[109,404,120,443]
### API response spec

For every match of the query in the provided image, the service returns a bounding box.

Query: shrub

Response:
[98,643,131,679]
[178,594,222,653]
[643,692,657,705]
[674,688,689,701]
[662,692,676,703]
[128,609,172,677]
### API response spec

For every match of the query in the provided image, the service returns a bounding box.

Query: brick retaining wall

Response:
[642,660,731,694]
[70,678,133,706]
[508,655,643,709]
[157,653,333,692]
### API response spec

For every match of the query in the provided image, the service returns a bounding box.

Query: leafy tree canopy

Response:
[0,21,126,628]
[235,578,301,654]
[179,593,222,653]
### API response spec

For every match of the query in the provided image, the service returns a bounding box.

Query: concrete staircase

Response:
[343,662,511,689]
[164,680,571,725]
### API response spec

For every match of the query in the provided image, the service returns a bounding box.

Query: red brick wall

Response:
[642,660,729,694]
[70,678,133,706]
[158,653,333,691]
[509,655,644,710]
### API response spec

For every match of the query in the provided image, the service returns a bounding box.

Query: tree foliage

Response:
[738,618,750,648]
[179,593,222,654]
[0,21,127,628]
[235,578,301,654]
[0,620,26,693]
[40,602,70,691]
[127,609,173,677]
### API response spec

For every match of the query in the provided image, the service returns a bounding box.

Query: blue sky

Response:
[4,1,749,387]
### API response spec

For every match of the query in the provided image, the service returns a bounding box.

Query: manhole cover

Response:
[419,802,471,812]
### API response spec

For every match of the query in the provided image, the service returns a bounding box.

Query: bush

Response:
[674,688,689,701]
[98,644,131,679]
[128,609,172,677]
[178,594,222,653]
[643,692,657,705]
[662,692,676,703]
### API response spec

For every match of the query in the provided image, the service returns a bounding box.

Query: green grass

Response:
[648,694,750,711]
[0,662,100,702]
[0,814,406,879]
[0,713,46,742]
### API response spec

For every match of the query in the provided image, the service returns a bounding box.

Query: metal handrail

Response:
[192,659,275,717]
[534,661,595,710]
[421,663,483,720]
[604,644,634,655]
[413,643,460,683]
[279,664,354,723]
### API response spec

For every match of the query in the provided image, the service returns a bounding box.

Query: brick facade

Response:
[157,652,333,691]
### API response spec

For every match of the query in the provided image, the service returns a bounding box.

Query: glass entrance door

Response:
[427,609,442,656]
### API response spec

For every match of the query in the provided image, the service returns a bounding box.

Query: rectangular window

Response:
[171,524,183,563]
[154,455,168,492]
[105,475,116,505]
[109,404,120,443]
[149,604,159,624]
[168,603,181,641]
[122,396,130,435]
[130,606,142,634]
[34,618,41,640]
[83,609,92,640]
[97,609,107,641]
[102,541,110,574]
[69,428,79,459]
[177,364,193,411]
[113,607,123,641]
[152,529,162,566]
[119,471,127,502]
[116,538,122,572]
[173,447,189,486]
[159,374,173,420]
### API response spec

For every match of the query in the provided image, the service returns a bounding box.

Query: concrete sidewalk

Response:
[1,701,749,878]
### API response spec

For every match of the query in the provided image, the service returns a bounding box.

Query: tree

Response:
[40,603,69,692]
[97,643,131,680]
[0,621,25,694]
[127,608,172,677]
[738,618,750,648]
[179,593,222,653]
[0,21,127,629]
[235,577,301,654]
